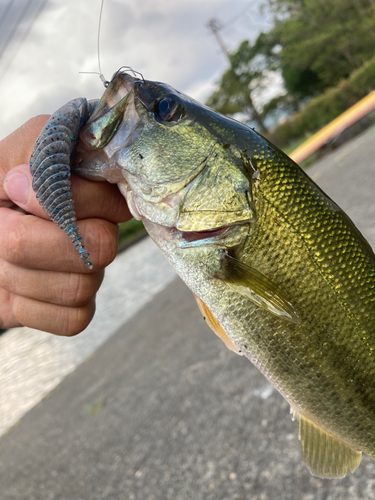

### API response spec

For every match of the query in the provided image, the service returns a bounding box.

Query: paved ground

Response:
[1,126,375,500]
[0,237,176,436]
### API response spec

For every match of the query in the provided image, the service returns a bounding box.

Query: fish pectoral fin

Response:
[291,410,362,479]
[193,294,243,356]
[218,254,301,324]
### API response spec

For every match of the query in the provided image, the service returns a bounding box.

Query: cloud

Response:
[0,0,269,139]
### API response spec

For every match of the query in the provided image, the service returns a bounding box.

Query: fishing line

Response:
[80,0,109,87]
[81,0,145,86]
[97,0,109,86]
[111,66,145,82]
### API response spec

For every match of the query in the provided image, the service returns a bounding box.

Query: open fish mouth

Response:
[176,222,249,249]
[180,226,230,242]
[180,226,233,248]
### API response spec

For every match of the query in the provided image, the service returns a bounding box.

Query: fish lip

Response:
[87,73,137,123]
[77,73,140,163]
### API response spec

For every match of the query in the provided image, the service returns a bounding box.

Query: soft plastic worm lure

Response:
[29,98,98,269]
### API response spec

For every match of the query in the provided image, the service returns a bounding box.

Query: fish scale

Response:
[244,182,375,441]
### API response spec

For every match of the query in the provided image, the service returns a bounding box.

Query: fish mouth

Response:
[74,73,139,181]
[177,223,249,249]
[87,73,136,125]
[180,226,230,243]
[141,218,248,251]
[176,221,249,250]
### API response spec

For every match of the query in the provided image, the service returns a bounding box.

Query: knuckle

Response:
[61,272,103,307]
[11,295,30,327]
[89,220,119,269]
[0,259,10,291]
[64,300,96,337]
[12,296,95,337]
[0,214,28,265]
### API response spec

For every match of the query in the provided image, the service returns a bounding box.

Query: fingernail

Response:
[4,171,30,205]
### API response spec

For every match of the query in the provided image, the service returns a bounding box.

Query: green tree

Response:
[269,0,375,95]
[207,0,375,133]
[206,37,278,134]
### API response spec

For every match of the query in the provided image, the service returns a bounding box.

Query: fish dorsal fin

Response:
[193,294,243,355]
[218,254,301,324]
[291,410,362,478]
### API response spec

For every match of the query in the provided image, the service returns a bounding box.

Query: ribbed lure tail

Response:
[30,98,97,269]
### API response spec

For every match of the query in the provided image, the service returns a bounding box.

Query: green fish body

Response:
[31,72,375,478]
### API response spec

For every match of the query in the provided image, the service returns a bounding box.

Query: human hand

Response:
[0,115,131,335]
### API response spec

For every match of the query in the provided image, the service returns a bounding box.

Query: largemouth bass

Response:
[30,71,375,479]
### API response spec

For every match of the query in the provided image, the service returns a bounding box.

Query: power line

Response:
[208,2,274,55]
[207,3,263,58]
[15,0,48,49]
[0,0,15,32]
[222,3,257,30]
[0,0,35,62]
[0,0,49,85]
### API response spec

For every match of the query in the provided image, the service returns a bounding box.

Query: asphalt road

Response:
[1,126,375,500]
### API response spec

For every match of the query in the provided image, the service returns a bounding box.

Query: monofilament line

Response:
[97,0,109,87]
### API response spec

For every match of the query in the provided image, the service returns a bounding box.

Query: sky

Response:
[0,0,273,139]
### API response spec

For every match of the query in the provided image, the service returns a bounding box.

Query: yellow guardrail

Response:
[289,90,375,164]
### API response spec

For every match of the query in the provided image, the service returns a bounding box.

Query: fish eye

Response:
[154,95,184,122]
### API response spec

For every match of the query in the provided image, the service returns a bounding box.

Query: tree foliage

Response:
[206,0,375,130]
[205,38,276,133]
[272,0,375,96]
[272,54,375,147]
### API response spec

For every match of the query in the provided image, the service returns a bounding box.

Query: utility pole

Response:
[207,17,269,135]
[207,19,230,61]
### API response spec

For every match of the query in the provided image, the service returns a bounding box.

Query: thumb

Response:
[3,164,49,219]
[0,114,49,206]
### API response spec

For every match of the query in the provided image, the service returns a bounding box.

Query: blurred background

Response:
[0,0,272,139]
[1,1,375,499]
[1,0,374,153]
